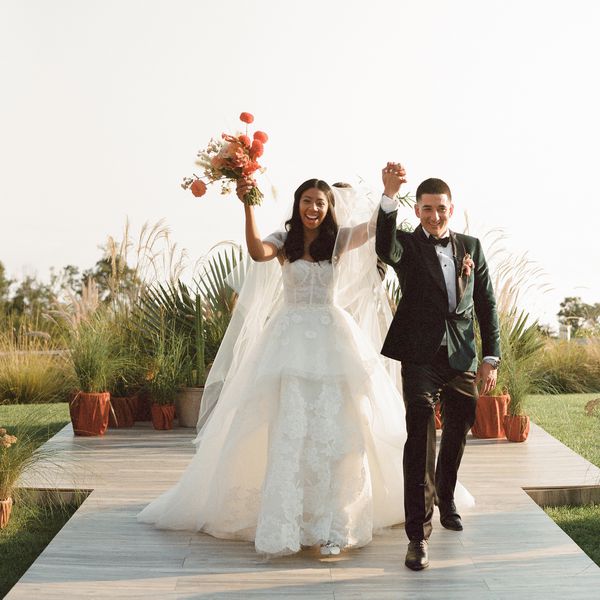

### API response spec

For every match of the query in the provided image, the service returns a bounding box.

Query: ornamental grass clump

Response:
[532,338,600,394]
[147,329,190,406]
[68,312,127,394]
[0,320,74,405]
[0,413,63,503]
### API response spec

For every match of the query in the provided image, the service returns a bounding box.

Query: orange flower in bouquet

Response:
[181,112,268,205]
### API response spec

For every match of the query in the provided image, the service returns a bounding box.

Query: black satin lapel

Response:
[452,232,466,306]
[414,225,447,296]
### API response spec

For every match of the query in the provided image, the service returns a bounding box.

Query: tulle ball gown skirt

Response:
[138,301,412,555]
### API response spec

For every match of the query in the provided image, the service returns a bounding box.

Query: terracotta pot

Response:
[175,387,204,428]
[0,497,13,529]
[108,395,138,428]
[471,394,510,439]
[504,414,530,442]
[135,390,152,421]
[151,403,176,430]
[69,391,111,436]
[434,402,443,430]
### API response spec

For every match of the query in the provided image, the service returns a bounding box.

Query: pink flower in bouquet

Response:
[240,112,254,124]
[243,160,261,176]
[190,179,207,197]
[253,131,268,143]
[238,134,251,148]
[250,139,264,159]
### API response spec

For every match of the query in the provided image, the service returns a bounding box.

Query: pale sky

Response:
[1,0,599,328]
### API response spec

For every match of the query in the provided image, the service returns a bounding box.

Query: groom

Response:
[376,163,501,570]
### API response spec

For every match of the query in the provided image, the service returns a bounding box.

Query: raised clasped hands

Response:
[382,162,407,199]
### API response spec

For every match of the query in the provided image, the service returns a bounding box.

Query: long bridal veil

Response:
[195,185,400,435]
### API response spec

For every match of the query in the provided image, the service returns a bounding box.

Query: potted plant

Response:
[68,313,124,436]
[471,316,512,440]
[108,322,146,429]
[472,308,543,441]
[471,387,511,439]
[501,310,544,442]
[175,294,207,428]
[147,328,189,430]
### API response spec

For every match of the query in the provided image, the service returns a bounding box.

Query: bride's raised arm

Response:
[237,179,280,262]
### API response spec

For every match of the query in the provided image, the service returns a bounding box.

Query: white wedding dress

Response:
[137,242,474,555]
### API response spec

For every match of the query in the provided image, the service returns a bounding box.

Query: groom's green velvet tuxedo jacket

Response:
[376,210,501,372]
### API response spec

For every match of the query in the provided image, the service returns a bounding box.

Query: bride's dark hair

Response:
[283,179,338,263]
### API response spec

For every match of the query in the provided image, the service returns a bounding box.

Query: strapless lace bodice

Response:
[282,260,334,307]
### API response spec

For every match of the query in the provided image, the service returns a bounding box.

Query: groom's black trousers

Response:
[401,347,478,541]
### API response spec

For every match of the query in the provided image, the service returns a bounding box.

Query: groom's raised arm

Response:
[376,162,407,267]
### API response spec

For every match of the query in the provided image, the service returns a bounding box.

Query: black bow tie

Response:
[427,235,450,247]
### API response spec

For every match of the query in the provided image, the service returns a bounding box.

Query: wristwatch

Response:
[483,357,501,369]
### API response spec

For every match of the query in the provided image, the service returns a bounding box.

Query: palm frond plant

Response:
[193,243,243,367]
[134,244,242,384]
[132,244,242,428]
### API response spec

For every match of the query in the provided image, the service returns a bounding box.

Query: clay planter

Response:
[135,390,152,421]
[504,414,530,442]
[69,391,111,436]
[175,387,204,428]
[434,402,443,430]
[108,395,138,428]
[471,394,510,439]
[0,497,13,529]
[151,403,176,430]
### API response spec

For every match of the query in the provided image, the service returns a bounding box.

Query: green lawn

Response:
[0,402,71,598]
[0,402,70,448]
[544,504,600,567]
[526,393,600,568]
[0,502,79,598]
[526,392,600,467]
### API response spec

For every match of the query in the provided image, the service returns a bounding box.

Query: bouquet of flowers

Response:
[181,112,268,206]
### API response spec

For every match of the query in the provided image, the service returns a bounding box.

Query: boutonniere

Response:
[461,253,474,277]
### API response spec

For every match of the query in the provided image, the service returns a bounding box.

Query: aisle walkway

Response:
[6,421,600,599]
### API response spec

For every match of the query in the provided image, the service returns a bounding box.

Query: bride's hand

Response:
[236,178,254,203]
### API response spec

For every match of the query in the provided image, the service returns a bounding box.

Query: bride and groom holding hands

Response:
[138,162,501,572]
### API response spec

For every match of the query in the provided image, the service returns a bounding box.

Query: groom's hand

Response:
[382,162,407,199]
[476,362,498,396]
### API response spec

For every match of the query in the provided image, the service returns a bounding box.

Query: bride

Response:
[137,177,470,556]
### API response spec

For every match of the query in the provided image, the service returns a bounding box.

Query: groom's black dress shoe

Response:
[439,501,463,531]
[405,540,429,570]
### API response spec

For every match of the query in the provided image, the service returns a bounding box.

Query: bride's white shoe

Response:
[320,542,341,556]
